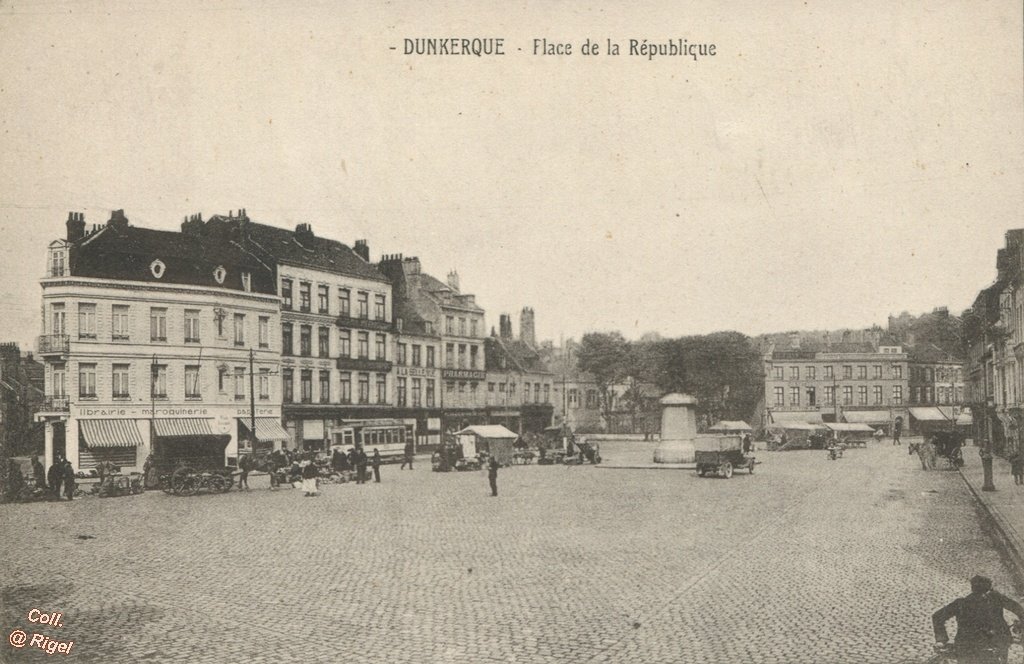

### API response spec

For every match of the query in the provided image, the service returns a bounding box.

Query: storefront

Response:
[52,403,283,473]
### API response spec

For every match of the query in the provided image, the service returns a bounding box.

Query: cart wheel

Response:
[748,459,755,474]
[207,475,225,493]
[722,462,733,479]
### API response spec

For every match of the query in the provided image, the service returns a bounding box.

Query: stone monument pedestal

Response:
[653,393,697,464]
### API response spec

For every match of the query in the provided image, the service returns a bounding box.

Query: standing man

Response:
[237,452,252,491]
[31,455,46,491]
[401,440,415,470]
[47,456,63,501]
[371,448,382,483]
[933,575,1024,663]
[62,459,76,501]
[893,416,903,446]
[488,456,499,497]
[355,446,368,485]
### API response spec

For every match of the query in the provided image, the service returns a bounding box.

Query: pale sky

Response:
[1,0,1021,350]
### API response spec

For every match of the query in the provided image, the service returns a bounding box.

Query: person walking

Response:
[1012,452,1024,486]
[300,460,318,497]
[31,455,46,491]
[372,449,382,483]
[488,456,499,497]
[237,453,253,491]
[892,417,903,446]
[400,441,414,470]
[62,459,76,501]
[355,446,368,485]
[47,457,63,500]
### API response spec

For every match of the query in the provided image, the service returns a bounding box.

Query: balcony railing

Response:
[38,396,69,413]
[37,334,69,355]
[336,314,393,332]
[336,357,393,373]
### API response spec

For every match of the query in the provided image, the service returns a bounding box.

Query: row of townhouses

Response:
[762,325,967,434]
[963,229,1024,456]
[34,209,570,473]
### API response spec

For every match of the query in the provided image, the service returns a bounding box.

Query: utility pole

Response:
[249,348,257,455]
[150,354,157,457]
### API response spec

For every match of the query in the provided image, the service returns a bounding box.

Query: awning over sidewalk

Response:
[842,410,891,424]
[767,411,823,425]
[153,418,215,438]
[824,422,875,433]
[940,406,973,426]
[79,419,144,448]
[765,422,826,431]
[909,407,947,422]
[238,417,290,442]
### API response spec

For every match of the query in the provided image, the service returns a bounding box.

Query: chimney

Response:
[823,331,831,350]
[107,209,129,230]
[295,223,315,246]
[66,211,86,243]
[499,314,513,339]
[403,256,421,275]
[520,306,536,347]
[353,239,369,262]
[181,212,204,236]
[788,331,801,350]
[447,270,460,292]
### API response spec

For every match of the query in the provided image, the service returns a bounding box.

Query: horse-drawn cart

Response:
[695,436,754,479]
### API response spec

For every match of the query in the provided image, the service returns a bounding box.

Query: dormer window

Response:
[241,271,252,292]
[150,259,166,279]
[50,250,66,277]
[213,265,227,284]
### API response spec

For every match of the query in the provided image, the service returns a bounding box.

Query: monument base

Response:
[653,438,695,464]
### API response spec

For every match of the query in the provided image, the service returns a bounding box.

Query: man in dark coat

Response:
[62,459,76,501]
[47,457,63,500]
[400,441,414,470]
[371,449,382,483]
[354,446,368,484]
[933,575,1024,662]
[31,456,46,490]
[488,457,499,497]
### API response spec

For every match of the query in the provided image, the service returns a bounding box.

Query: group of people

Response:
[31,455,77,501]
[329,445,382,484]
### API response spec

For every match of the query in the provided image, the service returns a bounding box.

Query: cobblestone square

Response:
[1,443,1019,663]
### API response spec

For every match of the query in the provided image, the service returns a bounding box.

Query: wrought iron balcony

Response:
[335,314,393,332]
[37,334,69,355]
[38,396,70,413]
[336,357,393,373]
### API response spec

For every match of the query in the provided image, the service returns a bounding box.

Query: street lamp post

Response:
[983,393,996,491]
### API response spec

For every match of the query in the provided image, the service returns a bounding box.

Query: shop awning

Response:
[909,407,947,422]
[153,418,215,438]
[767,411,823,425]
[938,406,973,426]
[80,419,144,448]
[239,417,290,442]
[765,422,826,431]
[843,410,890,424]
[824,422,875,432]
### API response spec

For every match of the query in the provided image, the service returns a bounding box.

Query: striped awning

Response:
[153,418,215,438]
[238,417,290,442]
[80,419,144,448]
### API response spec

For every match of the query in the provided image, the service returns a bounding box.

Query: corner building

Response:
[35,210,283,473]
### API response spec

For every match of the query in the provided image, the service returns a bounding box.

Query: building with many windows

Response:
[378,255,486,433]
[35,210,284,473]
[484,309,555,434]
[763,332,910,431]
[201,213,394,450]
